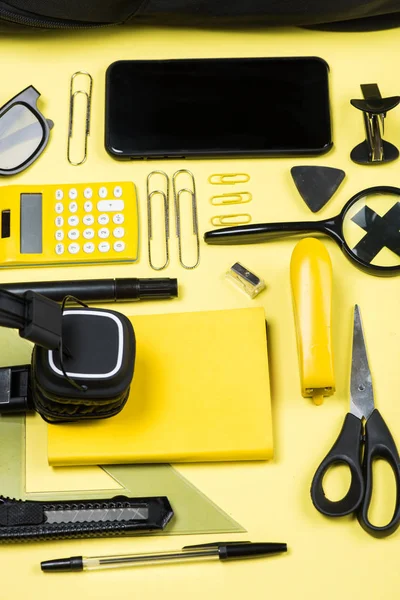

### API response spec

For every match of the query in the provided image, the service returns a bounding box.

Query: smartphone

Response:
[105,57,332,160]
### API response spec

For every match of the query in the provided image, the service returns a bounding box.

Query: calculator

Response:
[0,182,139,268]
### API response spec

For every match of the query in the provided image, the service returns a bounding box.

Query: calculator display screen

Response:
[20,193,42,254]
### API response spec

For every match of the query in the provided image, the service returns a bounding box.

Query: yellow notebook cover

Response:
[47,307,273,466]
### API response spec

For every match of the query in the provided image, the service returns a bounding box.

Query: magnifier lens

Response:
[343,192,400,268]
[0,104,44,170]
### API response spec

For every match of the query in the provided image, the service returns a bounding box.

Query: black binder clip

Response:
[350,83,400,165]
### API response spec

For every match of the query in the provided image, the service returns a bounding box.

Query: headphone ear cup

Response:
[30,308,135,423]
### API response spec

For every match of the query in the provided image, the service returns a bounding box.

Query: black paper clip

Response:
[350,83,400,165]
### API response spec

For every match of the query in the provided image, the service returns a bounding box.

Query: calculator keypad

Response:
[113,213,124,225]
[83,215,94,226]
[83,228,95,239]
[68,229,80,240]
[97,200,124,212]
[99,242,110,253]
[68,216,79,226]
[113,227,124,239]
[98,228,110,239]
[114,241,125,252]
[84,242,95,253]
[53,184,130,260]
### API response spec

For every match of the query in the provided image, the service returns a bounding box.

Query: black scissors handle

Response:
[311,413,365,517]
[311,411,400,537]
[358,409,400,538]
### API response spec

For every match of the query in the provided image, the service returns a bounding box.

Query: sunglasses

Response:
[0,85,53,175]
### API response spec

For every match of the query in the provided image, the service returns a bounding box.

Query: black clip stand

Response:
[350,83,400,165]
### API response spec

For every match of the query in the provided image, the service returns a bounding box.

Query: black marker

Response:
[0,278,178,304]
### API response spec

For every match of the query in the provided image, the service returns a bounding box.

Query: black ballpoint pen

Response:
[41,541,287,572]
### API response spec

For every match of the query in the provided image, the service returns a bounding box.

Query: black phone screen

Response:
[105,57,332,159]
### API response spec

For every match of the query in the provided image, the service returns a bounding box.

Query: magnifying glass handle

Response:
[204,219,339,245]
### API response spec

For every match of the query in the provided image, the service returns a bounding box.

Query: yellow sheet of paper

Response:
[47,307,273,466]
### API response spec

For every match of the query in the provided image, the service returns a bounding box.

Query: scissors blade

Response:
[350,305,375,420]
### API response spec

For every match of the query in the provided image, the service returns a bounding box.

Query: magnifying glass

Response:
[204,186,400,276]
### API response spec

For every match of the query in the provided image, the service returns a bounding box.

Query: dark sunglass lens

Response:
[0,104,44,171]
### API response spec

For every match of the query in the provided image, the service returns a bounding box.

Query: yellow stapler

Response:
[290,238,335,405]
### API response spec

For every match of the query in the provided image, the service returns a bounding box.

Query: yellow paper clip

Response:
[211,214,252,226]
[208,173,250,185]
[67,71,93,166]
[210,192,252,206]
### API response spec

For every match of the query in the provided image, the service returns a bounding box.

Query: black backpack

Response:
[1,0,400,30]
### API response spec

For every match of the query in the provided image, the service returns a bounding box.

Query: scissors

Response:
[311,305,400,537]
[204,185,400,276]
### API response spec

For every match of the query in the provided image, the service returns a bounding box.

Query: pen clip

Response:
[182,541,252,550]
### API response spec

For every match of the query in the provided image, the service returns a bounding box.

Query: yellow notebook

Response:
[47,307,273,466]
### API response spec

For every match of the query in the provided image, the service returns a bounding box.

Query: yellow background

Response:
[1,20,400,600]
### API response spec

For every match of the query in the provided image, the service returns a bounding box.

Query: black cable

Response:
[58,295,89,393]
